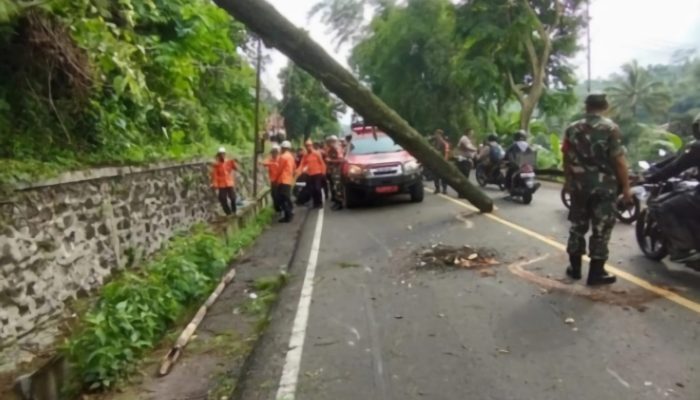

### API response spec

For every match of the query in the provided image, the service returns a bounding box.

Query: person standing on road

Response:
[325,135,345,210]
[263,144,281,216]
[562,93,632,286]
[297,139,327,209]
[211,147,238,216]
[275,141,296,223]
[457,128,478,179]
[430,129,450,194]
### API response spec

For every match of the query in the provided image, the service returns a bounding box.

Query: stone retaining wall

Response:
[0,157,265,352]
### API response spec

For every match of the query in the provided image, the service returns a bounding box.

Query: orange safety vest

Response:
[276,152,296,185]
[298,149,326,176]
[211,159,237,188]
[263,156,280,183]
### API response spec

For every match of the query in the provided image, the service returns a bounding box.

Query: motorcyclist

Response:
[504,130,531,189]
[645,113,700,262]
[477,134,505,180]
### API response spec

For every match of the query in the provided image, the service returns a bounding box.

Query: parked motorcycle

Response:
[560,175,642,223]
[634,161,700,270]
[475,160,506,190]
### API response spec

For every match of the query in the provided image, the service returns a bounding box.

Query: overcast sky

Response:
[262,0,700,98]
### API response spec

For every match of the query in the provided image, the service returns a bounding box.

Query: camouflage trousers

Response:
[328,165,344,202]
[567,189,617,260]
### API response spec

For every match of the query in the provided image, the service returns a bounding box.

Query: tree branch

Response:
[521,0,547,41]
[507,71,525,104]
[523,35,539,77]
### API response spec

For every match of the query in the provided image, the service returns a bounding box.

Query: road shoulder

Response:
[104,208,310,400]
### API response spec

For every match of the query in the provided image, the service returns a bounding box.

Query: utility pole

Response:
[252,37,262,198]
[586,0,592,93]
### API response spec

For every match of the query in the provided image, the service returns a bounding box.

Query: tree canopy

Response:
[278,63,345,140]
[0,0,259,184]
[313,0,585,139]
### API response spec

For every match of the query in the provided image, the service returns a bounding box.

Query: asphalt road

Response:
[235,180,700,400]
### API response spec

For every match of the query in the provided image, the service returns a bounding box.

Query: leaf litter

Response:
[415,244,500,276]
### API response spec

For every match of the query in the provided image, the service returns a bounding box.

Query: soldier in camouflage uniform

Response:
[562,93,632,286]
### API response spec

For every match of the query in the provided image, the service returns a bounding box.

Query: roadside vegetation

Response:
[64,208,273,393]
[0,0,259,186]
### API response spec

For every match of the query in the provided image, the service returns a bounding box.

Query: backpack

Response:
[489,143,505,163]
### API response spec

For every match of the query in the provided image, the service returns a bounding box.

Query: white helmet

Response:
[327,135,339,142]
[271,144,281,152]
[217,146,226,154]
[281,140,292,149]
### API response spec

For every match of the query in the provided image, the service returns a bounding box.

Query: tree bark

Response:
[214,0,493,212]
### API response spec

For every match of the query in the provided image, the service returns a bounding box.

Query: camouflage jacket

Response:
[562,114,624,193]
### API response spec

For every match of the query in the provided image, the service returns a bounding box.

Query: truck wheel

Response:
[410,183,424,203]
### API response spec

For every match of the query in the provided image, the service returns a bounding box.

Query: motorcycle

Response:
[634,161,700,270]
[506,152,540,204]
[560,173,642,223]
[475,160,506,190]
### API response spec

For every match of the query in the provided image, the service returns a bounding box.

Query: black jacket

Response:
[647,141,700,183]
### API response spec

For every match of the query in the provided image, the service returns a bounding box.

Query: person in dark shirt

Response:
[430,129,450,194]
[646,113,700,262]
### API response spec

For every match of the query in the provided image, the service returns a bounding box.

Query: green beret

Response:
[585,93,608,108]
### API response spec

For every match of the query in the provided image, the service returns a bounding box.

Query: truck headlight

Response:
[347,164,364,177]
[403,160,420,174]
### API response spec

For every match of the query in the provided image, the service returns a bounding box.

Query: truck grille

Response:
[367,164,401,178]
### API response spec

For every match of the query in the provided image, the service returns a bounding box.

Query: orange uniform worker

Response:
[274,141,296,223]
[211,147,238,215]
[297,139,327,208]
[262,144,281,214]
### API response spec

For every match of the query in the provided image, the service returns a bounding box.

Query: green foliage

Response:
[64,208,273,391]
[581,54,700,140]
[350,0,480,137]
[607,60,672,120]
[0,0,257,185]
[279,63,345,140]
[454,0,585,129]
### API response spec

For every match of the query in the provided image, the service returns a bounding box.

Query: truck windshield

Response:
[350,136,403,155]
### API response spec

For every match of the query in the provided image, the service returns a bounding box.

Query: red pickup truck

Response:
[341,126,424,207]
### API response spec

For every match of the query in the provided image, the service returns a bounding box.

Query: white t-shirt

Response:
[457,135,476,157]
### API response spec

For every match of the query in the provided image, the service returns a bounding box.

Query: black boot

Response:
[587,259,616,286]
[566,254,582,280]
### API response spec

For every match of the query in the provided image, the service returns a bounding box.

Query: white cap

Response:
[281,140,292,149]
[271,144,281,151]
[217,146,226,153]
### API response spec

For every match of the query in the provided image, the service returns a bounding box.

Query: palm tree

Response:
[606,60,671,120]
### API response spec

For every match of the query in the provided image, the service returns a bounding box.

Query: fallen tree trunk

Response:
[213,0,493,212]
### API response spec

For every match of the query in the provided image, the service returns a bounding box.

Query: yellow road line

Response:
[434,189,700,314]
